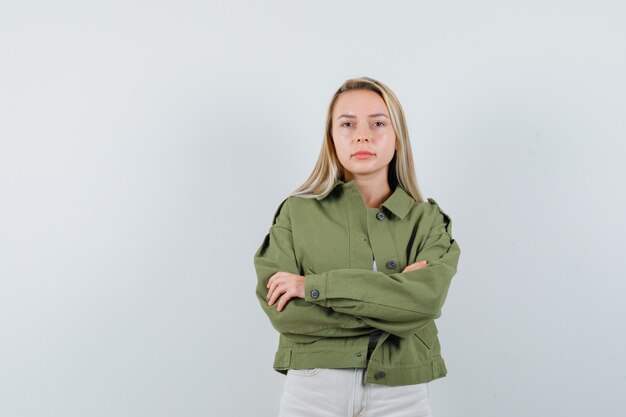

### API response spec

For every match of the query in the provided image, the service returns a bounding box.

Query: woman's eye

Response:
[341,122,352,127]
[373,121,385,127]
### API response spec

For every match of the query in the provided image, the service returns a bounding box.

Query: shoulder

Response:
[419,197,454,235]
[268,194,321,227]
[268,196,293,230]
[404,197,452,233]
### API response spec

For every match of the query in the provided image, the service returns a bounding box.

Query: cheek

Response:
[334,145,350,161]
[385,131,397,148]
[332,135,349,154]
[382,136,397,158]
[332,127,347,141]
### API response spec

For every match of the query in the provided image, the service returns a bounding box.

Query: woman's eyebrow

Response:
[337,113,389,119]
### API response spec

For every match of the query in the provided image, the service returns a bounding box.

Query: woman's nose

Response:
[355,127,372,142]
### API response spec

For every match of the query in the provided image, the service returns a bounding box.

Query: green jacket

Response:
[253,178,461,385]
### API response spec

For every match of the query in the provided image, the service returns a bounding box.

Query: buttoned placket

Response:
[341,182,401,384]
[344,184,400,274]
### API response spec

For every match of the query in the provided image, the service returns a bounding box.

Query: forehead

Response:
[333,90,389,116]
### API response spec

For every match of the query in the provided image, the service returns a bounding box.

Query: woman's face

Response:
[331,89,397,182]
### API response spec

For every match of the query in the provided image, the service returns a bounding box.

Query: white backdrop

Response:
[1,1,625,416]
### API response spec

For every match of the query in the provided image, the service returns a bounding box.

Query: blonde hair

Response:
[289,76,424,203]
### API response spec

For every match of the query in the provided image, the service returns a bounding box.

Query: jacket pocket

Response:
[413,321,438,350]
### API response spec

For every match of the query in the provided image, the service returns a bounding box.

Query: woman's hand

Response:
[266,262,426,312]
[402,260,428,273]
[266,272,305,312]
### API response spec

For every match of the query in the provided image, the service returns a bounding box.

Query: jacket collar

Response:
[315,179,415,219]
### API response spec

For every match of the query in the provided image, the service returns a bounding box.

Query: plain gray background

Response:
[1,1,625,416]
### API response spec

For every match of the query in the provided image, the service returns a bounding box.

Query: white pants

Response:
[278,368,433,417]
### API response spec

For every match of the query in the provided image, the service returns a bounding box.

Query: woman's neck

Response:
[346,175,392,208]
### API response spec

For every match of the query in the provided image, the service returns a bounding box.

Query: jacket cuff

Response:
[304,272,328,305]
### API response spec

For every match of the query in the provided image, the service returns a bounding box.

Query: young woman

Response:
[253,77,461,417]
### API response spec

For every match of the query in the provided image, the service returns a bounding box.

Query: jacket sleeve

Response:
[303,202,461,339]
[253,197,378,343]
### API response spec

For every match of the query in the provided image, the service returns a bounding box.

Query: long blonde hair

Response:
[289,76,424,203]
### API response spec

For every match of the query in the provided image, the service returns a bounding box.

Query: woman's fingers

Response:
[266,280,277,303]
[276,289,295,312]
[268,281,295,311]
[266,272,280,288]
[266,272,286,303]
[267,273,291,306]
[266,272,305,312]
[402,260,428,272]
[267,281,283,306]
[268,278,282,302]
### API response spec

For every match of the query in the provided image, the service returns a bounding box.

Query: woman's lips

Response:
[353,151,374,159]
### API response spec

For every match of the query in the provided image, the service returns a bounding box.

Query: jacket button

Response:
[310,289,320,299]
[376,211,385,220]
[386,260,397,269]
[374,371,386,379]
